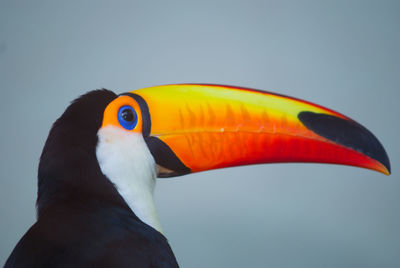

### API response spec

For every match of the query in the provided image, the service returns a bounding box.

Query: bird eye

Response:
[118,106,138,130]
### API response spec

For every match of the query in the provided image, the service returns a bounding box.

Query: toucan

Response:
[4,84,390,267]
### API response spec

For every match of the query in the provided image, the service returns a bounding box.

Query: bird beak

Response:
[122,84,390,177]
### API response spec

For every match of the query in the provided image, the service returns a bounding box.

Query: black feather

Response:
[5,89,178,268]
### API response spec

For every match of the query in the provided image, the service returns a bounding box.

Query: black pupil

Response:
[121,109,134,122]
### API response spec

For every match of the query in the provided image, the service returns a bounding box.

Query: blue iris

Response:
[118,105,138,130]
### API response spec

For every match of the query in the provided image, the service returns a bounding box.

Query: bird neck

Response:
[96,126,163,233]
[37,137,132,220]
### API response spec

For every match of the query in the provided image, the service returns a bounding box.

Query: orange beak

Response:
[121,84,390,177]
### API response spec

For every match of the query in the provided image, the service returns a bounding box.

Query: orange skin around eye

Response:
[102,95,143,133]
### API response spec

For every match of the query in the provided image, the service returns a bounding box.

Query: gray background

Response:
[1,0,399,267]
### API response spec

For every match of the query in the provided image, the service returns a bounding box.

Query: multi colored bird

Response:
[4,84,390,267]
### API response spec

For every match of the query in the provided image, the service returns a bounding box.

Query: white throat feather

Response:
[96,126,162,233]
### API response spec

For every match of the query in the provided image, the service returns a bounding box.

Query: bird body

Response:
[5,200,177,268]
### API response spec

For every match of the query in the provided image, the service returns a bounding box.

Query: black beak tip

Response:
[298,111,391,175]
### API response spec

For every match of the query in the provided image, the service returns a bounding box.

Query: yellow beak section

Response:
[127,84,390,177]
